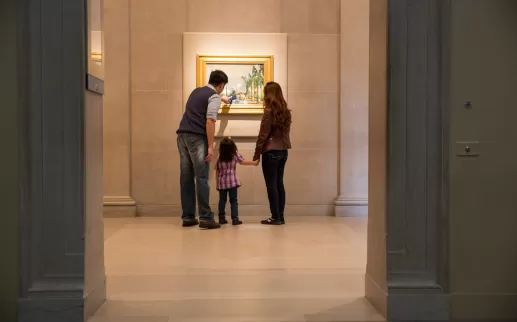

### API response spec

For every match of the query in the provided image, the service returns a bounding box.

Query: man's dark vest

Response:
[177,86,216,136]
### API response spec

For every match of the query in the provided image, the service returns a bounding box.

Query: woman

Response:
[253,82,292,225]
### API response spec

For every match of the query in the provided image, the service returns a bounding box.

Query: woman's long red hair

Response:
[263,82,291,134]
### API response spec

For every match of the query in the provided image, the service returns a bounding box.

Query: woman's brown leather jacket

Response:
[253,107,292,160]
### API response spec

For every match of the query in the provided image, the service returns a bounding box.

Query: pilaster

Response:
[335,0,370,217]
[103,0,136,217]
[385,0,450,320]
[19,0,87,321]
[103,196,136,217]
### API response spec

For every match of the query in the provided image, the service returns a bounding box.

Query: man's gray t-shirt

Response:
[206,84,221,121]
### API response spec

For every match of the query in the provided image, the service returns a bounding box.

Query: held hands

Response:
[252,155,260,166]
[240,157,260,166]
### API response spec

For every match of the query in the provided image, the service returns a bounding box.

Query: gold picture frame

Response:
[196,55,274,114]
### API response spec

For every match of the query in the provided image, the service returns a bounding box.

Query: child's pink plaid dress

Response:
[216,153,244,191]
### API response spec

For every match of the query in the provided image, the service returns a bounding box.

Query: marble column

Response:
[103,0,136,217]
[334,0,370,217]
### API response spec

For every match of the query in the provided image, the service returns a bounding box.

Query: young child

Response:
[215,137,259,225]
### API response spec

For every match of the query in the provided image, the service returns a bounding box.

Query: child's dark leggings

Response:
[218,187,238,219]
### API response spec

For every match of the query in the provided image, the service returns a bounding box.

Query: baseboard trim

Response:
[365,273,387,318]
[387,288,450,321]
[103,195,136,206]
[19,295,84,322]
[103,195,137,217]
[334,198,368,217]
[103,205,136,218]
[84,277,106,320]
[451,292,517,320]
[136,204,335,217]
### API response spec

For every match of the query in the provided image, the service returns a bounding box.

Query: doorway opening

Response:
[87,1,388,321]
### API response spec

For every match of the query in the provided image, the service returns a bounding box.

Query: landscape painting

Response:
[206,64,265,105]
[196,55,274,114]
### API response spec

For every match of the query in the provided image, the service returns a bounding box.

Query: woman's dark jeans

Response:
[261,150,288,220]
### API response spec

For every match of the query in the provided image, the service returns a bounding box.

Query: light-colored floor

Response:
[90,216,384,322]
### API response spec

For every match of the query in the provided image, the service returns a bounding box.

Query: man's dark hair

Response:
[208,70,229,87]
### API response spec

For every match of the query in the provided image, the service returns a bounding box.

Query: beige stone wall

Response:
[129,0,186,213]
[335,0,370,216]
[84,90,106,319]
[103,0,136,217]
[104,0,370,216]
[365,0,387,316]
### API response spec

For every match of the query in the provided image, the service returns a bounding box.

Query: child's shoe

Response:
[219,216,228,225]
[182,219,199,227]
[232,218,243,225]
[261,217,283,225]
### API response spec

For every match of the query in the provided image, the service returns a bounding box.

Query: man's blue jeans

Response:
[177,133,213,222]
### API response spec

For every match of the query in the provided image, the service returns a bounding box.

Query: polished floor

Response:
[90,216,384,322]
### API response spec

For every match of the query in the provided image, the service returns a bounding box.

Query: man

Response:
[177,70,229,229]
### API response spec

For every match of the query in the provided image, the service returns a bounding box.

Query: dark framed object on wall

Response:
[86,0,104,94]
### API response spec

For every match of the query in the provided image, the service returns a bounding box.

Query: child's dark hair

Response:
[218,137,237,163]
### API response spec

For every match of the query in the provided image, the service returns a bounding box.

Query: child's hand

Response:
[254,160,260,166]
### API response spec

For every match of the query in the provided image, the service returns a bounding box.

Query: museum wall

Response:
[365,0,387,316]
[104,0,370,216]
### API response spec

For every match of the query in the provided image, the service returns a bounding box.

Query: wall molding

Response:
[388,290,450,321]
[334,198,368,217]
[103,195,136,206]
[103,196,136,217]
[334,197,368,206]
[103,205,137,218]
[19,296,84,322]
[136,204,335,217]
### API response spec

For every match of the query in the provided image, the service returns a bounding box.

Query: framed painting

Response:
[196,55,274,114]
[87,0,104,81]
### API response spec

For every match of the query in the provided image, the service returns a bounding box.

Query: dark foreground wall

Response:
[449,0,517,319]
[0,0,21,320]
[386,0,517,320]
